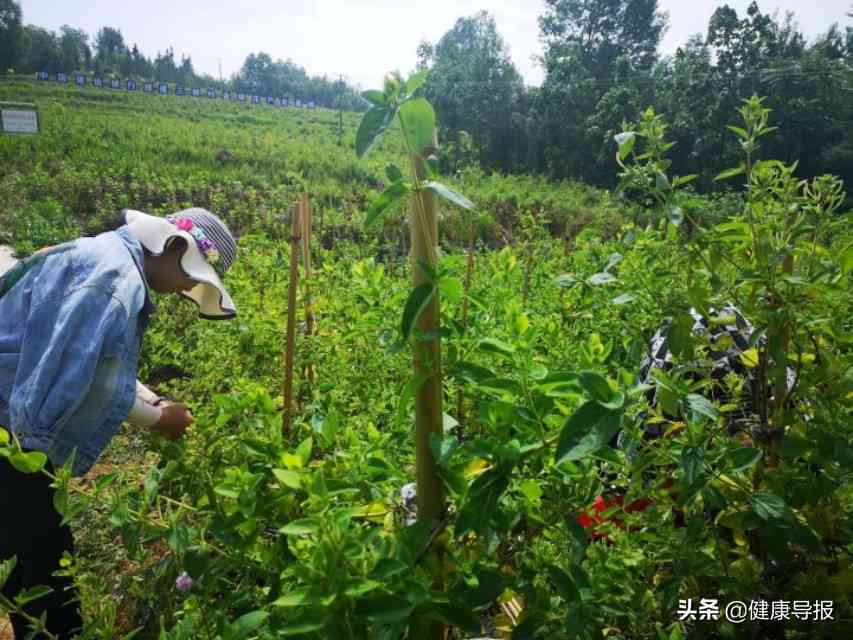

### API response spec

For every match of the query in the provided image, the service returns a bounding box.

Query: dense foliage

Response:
[1,63,852,640]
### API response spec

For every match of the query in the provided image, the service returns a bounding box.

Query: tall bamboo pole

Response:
[301,196,315,390]
[409,147,445,640]
[282,203,301,436]
[457,220,475,422]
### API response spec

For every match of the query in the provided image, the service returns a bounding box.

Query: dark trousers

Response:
[0,457,83,638]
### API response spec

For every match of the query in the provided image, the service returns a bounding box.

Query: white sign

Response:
[143,82,153,93]
[127,79,137,91]
[75,74,85,86]
[57,73,69,83]
[223,90,231,100]
[192,87,201,97]
[159,84,168,94]
[93,77,103,87]
[207,88,216,98]
[2,109,39,134]
[110,78,120,89]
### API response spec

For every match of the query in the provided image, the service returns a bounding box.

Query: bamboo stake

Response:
[282,203,301,436]
[409,147,445,640]
[457,220,475,423]
[301,195,315,390]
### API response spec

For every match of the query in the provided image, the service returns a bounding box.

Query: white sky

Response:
[20,1,853,88]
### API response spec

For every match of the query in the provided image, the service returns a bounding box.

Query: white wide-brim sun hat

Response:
[124,208,238,319]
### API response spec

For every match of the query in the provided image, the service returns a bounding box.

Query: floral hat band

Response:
[167,214,221,269]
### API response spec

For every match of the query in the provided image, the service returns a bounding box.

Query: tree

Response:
[19,25,62,73]
[59,25,90,72]
[536,0,669,182]
[0,0,22,71]
[539,0,668,78]
[420,11,525,172]
[95,26,125,66]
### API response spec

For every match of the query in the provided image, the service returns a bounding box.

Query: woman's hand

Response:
[151,403,193,440]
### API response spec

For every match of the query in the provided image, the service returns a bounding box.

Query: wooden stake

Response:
[457,220,475,423]
[409,148,445,640]
[283,203,301,436]
[301,195,315,389]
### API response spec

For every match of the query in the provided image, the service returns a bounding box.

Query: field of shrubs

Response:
[0,76,852,639]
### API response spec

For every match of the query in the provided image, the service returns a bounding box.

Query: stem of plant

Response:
[457,219,475,423]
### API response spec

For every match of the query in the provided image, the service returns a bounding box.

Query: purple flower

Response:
[176,571,194,591]
[198,237,214,252]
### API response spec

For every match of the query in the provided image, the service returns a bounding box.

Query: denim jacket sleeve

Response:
[10,285,129,443]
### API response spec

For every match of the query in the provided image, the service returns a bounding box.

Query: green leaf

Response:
[273,587,312,607]
[279,518,321,535]
[554,273,579,288]
[272,468,301,489]
[362,90,387,106]
[614,131,636,160]
[0,427,9,445]
[714,164,746,182]
[478,338,515,358]
[385,163,403,183]
[578,371,613,405]
[227,611,269,640]
[399,97,435,154]
[686,393,717,421]
[586,272,616,286]
[168,522,191,555]
[726,125,749,140]
[424,181,474,210]
[344,578,382,598]
[355,105,396,158]
[727,447,763,473]
[372,558,408,580]
[400,282,435,340]
[365,180,409,227]
[296,436,313,465]
[0,556,16,590]
[357,594,414,623]
[404,69,429,97]
[9,450,47,474]
[438,277,463,304]
[555,402,622,465]
[750,492,788,521]
[681,446,704,484]
[611,292,637,305]
[14,585,53,606]
[277,608,328,635]
[655,171,670,191]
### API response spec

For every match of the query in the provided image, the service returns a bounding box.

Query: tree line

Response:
[1,0,850,188]
[418,1,853,191]
[0,0,366,110]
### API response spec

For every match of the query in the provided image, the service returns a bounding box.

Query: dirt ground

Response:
[0,615,12,640]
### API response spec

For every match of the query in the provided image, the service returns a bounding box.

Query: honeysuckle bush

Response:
[1,79,851,640]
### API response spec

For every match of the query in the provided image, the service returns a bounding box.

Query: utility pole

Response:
[217,58,223,83]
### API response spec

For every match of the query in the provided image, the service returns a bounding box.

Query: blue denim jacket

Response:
[0,226,154,476]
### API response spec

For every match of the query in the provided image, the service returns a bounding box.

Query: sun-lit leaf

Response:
[404,69,429,97]
[714,164,746,182]
[399,97,435,154]
[424,180,474,210]
[355,105,395,158]
[365,180,409,227]
[361,90,387,106]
